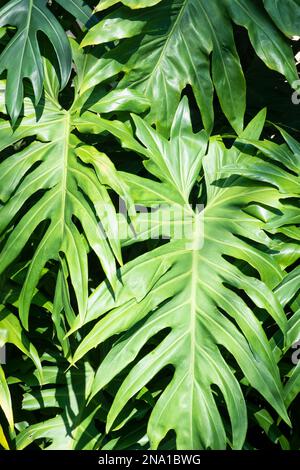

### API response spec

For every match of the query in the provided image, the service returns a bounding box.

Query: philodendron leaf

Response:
[82,0,298,135]
[0,0,71,123]
[72,107,290,450]
[0,58,141,331]
[0,0,94,123]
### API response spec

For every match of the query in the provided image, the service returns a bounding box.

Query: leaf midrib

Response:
[60,111,71,238]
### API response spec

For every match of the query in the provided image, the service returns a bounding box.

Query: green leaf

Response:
[0,423,9,450]
[0,366,13,433]
[82,0,245,134]
[0,0,72,123]
[16,363,104,449]
[0,61,137,330]
[55,0,93,25]
[0,306,42,381]
[82,0,298,135]
[263,0,300,37]
[284,361,300,409]
[226,0,298,86]
[95,0,163,11]
[255,409,290,449]
[72,109,289,450]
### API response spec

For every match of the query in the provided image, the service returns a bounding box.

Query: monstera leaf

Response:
[0,0,92,122]
[69,104,297,449]
[81,0,298,135]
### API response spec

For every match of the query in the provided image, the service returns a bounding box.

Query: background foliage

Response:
[0,0,300,450]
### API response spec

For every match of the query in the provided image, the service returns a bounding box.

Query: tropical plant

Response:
[0,0,299,451]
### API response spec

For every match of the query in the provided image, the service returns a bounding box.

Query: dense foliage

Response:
[0,0,299,450]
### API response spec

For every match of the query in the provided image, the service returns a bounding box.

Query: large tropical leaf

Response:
[70,105,294,449]
[221,123,300,447]
[81,0,298,135]
[0,57,148,332]
[262,0,300,37]
[0,0,93,122]
[249,128,300,422]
